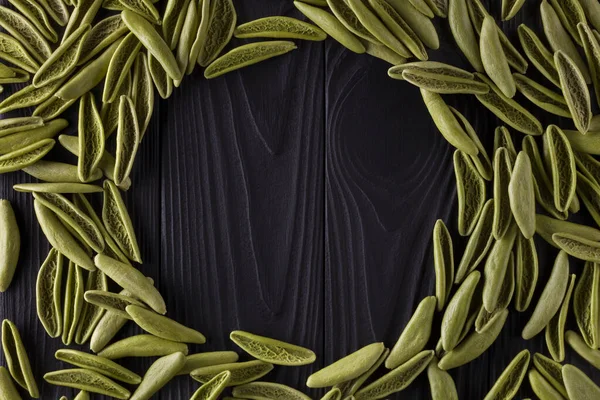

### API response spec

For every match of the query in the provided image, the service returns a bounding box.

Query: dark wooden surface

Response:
[1,0,600,398]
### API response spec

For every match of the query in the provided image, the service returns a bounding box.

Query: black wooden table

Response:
[1,0,600,398]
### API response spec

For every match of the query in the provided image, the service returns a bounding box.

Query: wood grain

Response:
[0,2,325,399]
[157,2,324,398]
[325,1,600,399]
[0,0,599,399]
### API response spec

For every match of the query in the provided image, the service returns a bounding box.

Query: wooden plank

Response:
[0,80,162,399]
[323,1,600,397]
[324,38,457,399]
[0,99,63,397]
[157,3,325,398]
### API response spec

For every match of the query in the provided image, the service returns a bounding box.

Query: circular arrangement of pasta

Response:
[0,0,600,398]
